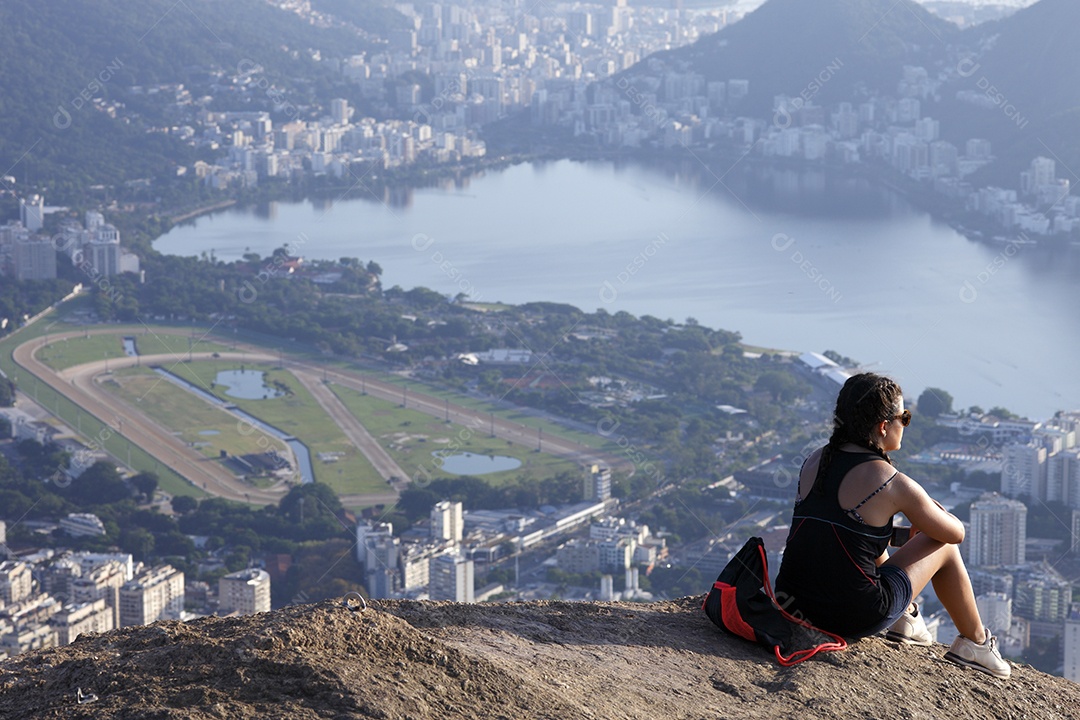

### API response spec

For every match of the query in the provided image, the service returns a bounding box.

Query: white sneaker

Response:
[944,628,1011,679]
[885,604,933,646]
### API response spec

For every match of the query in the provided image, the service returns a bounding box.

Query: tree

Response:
[120,527,155,560]
[916,387,953,418]
[988,406,1019,420]
[0,378,15,407]
[396,487,439,522]
[65,462,131,505]
[131,471,159,499]
[754,371,809,403]
[823,350,857,367]
[171,495,198,514]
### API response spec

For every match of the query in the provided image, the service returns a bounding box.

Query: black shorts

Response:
[848,564,914,639]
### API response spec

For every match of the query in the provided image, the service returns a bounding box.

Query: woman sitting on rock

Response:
[774,372,1010,679]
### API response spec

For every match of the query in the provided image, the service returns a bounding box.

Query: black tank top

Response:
[774,450,897,636]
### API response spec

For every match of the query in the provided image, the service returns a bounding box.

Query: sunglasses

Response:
[890,409,912,427]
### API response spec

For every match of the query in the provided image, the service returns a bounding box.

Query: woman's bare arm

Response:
[889,473,965,544]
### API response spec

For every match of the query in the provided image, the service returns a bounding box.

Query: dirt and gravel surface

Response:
[1,597,1076,720]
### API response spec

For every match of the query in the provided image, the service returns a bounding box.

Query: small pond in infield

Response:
[434,452,522,475]
[215,369,283,399]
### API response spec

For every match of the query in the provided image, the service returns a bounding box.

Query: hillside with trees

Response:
[0,0,406,201]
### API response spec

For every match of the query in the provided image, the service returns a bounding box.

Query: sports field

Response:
[101,367,290,482]
[3,313,616,503]
[164,361,387,496]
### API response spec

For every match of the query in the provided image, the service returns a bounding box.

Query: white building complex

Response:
[118,565,184,627]
[0,561,33,604]
[59,513,107,538]
[1065,604,1080,684]
[218,568,271,615]
[50,598,113,645]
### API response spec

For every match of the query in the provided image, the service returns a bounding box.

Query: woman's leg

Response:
[883,533,986,643]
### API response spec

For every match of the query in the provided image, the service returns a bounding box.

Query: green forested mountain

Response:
[0,0,406,201]
[965,0,1080,119]
[650,0,957,111]
[945,0,1080,186]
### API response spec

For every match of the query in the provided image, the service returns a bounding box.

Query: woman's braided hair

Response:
[811,372,903,496]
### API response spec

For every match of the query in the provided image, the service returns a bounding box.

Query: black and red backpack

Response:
[702,536,847,666]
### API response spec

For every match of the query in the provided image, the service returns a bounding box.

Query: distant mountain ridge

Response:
[653,0,958,110]
[940,0,1080,185]
[961,0,1080,118]
[628,0,1080,188]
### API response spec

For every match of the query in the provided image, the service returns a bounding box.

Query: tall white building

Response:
[329,98,351,125]
[0,561,33,604]
[429,552,474,603]
[361,523,399,599]
[1065,604,1080,684]
[1001,442,1047,499]
[584,465,612,502]
[1047,449,1080,509]
[0,624,57,657]
[118,565,184,626]
[13,237,57,280]
[19,194,44,232]
[1021,156,1056,196]
[1014,566,1072,622]
[400,543,441,591]
[969,493,1026,567]
[1073,510,1080,555]
[219,568,271,615]
[430,500,463,544]
[88,225,121,277]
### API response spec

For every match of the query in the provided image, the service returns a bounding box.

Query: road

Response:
[292,370,409,483]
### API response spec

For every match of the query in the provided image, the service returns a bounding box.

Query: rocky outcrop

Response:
[1,597,1076,719]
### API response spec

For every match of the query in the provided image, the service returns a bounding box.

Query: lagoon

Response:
[156,159,1080,419]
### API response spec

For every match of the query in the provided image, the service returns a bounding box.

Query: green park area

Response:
[362,373,617,453]
[35,330,228,371]
[100,367,291,484]
[165,361,386,496]
[215,325,618,454]
[331,384,581,487]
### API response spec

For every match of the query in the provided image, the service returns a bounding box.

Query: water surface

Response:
[156,160,1080,419]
